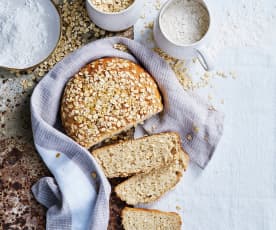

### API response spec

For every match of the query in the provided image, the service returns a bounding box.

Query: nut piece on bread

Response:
[92,132,181,178]
[122,207,182,230]
[115,148,189,205]
[61,57,163,148]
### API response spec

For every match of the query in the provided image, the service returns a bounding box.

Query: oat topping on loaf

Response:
[61,57,163,148]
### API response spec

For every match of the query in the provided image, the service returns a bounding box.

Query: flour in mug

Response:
[160,0,209,45]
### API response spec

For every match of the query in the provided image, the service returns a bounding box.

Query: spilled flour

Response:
[206,0,276,57]
[0,0,58,68]
[135,0,275,96]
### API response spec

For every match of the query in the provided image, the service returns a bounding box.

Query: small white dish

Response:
[86,0,143,32]
[153,0,214,70]
[0,0,61,71]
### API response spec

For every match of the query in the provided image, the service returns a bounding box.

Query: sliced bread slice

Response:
[122,207,182,230]
[115,149,189,205]
[92,132,181,178]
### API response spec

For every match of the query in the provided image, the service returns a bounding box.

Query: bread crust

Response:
[122,207,182,229]
[122,207,182,220]
[61,57,163,148]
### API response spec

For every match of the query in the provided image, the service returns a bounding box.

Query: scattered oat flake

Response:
[140,13,145,19]
[176,206,181,211]
[153,48,238,92]
[216,71,227,78]
[21,79,28,90]
[113,43,129,52]
[91,172,97,179]
[144,21,154,29]
[186,134,193,141]
[193,125,199,133]
[153,48,236,92]
[151,124,157,131]
[208,105,216,111]
[230,71,237,79]
[90,0,134,13]
[154,0,161,10]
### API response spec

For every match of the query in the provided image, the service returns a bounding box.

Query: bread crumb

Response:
[56,153,61,158]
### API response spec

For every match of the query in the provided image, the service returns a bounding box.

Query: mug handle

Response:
[196,47,214,71]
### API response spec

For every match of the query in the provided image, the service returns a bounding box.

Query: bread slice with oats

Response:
[115,148,189,205]
[122,207,182,230]
[92,132,181,178]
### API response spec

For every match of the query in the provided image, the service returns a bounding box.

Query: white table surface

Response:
[134,1,276,229]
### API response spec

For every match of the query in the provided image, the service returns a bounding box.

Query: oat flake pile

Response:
[33,0,133,78]
[91,0,134,12]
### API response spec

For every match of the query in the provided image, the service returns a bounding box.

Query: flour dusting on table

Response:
[207,0,275,57]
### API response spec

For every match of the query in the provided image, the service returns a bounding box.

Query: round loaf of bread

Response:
[61,57,163,148]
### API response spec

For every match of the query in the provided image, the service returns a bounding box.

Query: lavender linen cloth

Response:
[31,37,224,230]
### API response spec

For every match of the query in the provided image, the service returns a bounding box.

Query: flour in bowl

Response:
[0,0,60,69]
[160,0,209,45]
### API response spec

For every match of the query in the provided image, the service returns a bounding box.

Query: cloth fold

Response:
[31,37,224,230]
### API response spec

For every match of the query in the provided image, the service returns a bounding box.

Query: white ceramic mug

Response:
[86,0,143,32]
[153,0,214,70]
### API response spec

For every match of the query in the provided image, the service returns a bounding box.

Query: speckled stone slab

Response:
[0,138,50,229]
[0,1,134,228]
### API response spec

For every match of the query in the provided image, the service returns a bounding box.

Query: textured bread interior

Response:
[92,132,180,178]
[122,207,182,230]
[115,148,189,205]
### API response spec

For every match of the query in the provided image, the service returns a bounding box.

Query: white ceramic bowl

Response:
[0,0,61,71]
[153,0,214,70]
[86,0,143,32]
